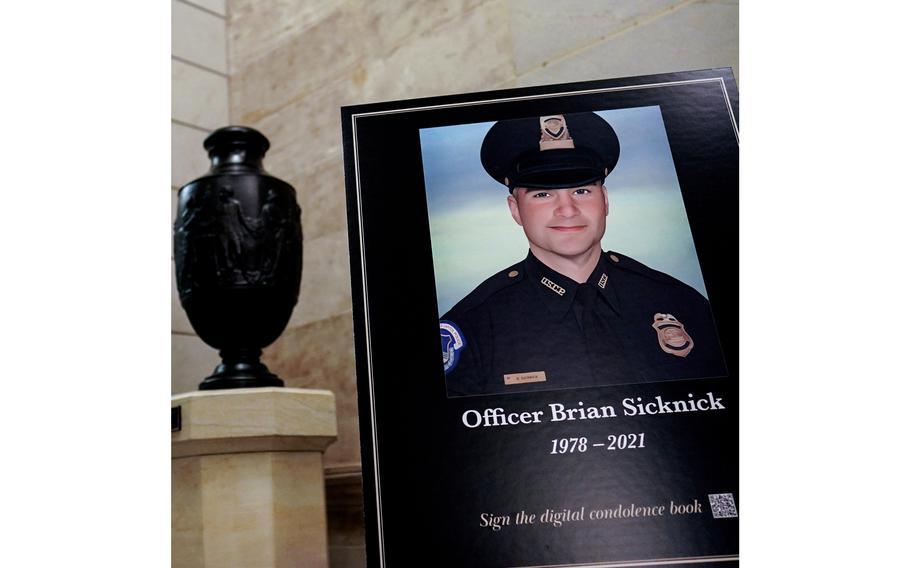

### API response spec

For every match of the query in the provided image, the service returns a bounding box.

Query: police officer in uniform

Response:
[440,112,726,396]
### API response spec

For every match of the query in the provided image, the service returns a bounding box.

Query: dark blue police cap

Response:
[480,112,620,192]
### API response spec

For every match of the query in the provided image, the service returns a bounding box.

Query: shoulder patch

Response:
[440,320,466,375]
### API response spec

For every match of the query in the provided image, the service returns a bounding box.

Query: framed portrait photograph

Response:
[342,69,739,567]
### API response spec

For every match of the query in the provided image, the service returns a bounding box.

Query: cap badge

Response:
[597,273,608,289]
[652,313,694,357]
[539,115,575,151]
[540,277,565,296]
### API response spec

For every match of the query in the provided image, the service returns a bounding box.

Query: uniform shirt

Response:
[440,250,726,396]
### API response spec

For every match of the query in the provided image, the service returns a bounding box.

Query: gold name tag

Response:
[503,371,547,385]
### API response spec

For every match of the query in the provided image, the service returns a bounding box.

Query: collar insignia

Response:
[597,273,608,289]
[652,313,694,357]
[540,277,565,296]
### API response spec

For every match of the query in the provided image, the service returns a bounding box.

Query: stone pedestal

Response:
[172,388,337,568]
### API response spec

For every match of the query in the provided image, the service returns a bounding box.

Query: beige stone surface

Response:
[173,452,330,568]
[289,229,352,328]
[516,0,739,87]
[246,73,358,168]
[184,0,227,16]
[271,452,331,566]
[229,0,489,124]
[229,0,343,72]
[265,151,347,243]
[172,333,218,395]
[354,0,514,103]
[298,156,347,241]
[201,453,273,567]
[264,312,360,469]
[172,0,228,73]
[200,453,277,566]
[171,122,211,189]
[356,0,486,61]
[172,457,205,568]
[172,389,336,567]
[172,59,229,130]
[492,76,519,91]
[230,2,366,124]
[172,387,337,456]
[507,0,683,74]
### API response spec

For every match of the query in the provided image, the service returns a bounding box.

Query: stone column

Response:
[172,388,337,568]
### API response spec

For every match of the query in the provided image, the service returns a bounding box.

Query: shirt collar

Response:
[523,251,577,318]
[592,251,622,316]
[522,251,623,318]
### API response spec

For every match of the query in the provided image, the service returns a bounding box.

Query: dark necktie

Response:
[573,283,596,331]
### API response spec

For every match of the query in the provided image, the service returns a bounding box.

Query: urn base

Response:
[199,351,285,390]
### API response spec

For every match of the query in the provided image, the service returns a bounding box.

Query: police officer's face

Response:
[507,182,608,260]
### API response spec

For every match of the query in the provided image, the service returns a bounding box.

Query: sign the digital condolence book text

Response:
[341,69,739,568]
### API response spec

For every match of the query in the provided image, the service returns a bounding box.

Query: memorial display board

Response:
[341,69,739,567]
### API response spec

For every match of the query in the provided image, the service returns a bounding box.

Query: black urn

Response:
[174,126,302,390]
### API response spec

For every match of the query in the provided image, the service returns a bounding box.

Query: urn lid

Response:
[204,126,270,170]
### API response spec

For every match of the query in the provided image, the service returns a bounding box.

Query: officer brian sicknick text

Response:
[460,392,726,429]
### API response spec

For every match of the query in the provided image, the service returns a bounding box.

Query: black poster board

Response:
[341,69,739,567]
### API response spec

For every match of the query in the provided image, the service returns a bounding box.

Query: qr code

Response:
[708,493,738,519]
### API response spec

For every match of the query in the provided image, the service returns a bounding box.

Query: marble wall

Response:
[174,1,738,566]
